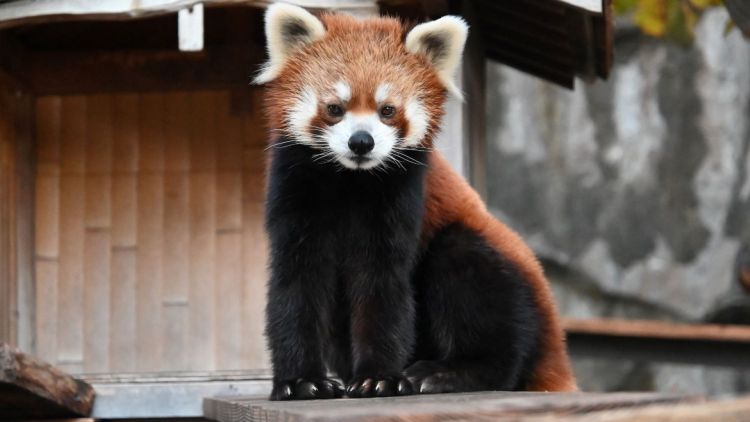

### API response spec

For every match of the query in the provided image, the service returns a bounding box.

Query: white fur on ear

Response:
[253,3,326,84]
[405,16,468,99]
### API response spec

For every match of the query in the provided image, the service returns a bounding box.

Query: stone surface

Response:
[485,9,750,394]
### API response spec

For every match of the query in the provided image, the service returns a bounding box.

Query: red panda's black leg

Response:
[265,216,345,400]
[266,262,345,400]
[406,223,542,393]
[344,259,417,398]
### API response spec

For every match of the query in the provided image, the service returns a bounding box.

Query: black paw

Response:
[270,378,344,400]
[404,360,460,394]
[345,375,414,398]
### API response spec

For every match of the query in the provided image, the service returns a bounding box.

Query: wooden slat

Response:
[56,96,86,373]
[34,260,57,363]
[13,91,34,353]
[84,94,112,228]
[82,230,110,373]
[215,232,242,369]
[189,91,217,172]
[188,170,216,370]
[240,104,268,369]
[161,92,191,371]
[0,89,13,346]
[33,99,60,362]
[109,94,139,373]
[216,92,243,172]
[82,94,113,373]
[214,92,243,368]
[112,94,139,174]
[34,96,60,257]
[187,91,217,370]
[59,96,86,175]
[136,93,165,372]
[0,343,95,419]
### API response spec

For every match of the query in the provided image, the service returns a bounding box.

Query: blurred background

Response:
[485,1,750,394]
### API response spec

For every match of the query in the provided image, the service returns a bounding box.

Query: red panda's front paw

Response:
[270,378,344,400]
[345,375,414,398]
[404,360,460,394]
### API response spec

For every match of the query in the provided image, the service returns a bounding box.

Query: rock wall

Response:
[485,9,750,393]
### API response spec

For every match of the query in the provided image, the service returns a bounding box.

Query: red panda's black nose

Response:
[348,131,375,156]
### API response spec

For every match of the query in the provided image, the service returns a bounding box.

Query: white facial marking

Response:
[404,98,429,146]
[287,86,318,145]
[375,83,391,104]
[323,113,398,170]
[335,80,351,103]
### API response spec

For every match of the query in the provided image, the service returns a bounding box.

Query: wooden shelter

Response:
[0,0,614,418]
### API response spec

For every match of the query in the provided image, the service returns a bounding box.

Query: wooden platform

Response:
[202,391,748,422]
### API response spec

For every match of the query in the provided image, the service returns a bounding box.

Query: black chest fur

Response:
[265,141,428,271]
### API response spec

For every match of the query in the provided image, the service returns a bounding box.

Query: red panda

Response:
[257,3,576,400]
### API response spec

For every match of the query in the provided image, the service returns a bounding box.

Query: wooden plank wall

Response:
[33,89,269,374]
[0,87,17,346]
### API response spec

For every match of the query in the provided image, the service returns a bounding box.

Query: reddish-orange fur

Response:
[264,14,445,142]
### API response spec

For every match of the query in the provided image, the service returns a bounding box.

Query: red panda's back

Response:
[423,151,577,392]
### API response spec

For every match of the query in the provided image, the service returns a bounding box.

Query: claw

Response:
[346,375,414,398]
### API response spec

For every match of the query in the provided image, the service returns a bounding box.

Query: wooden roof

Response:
[0,0,613,90]
[475,0,613,88]
[381,0,614,88]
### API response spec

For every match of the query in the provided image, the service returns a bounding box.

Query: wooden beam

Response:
[461,0,487,198]
[0,0,379,29]
[565,319,750,369]
[203,392,699,422]
[564,318,750,343]
[0,343,95,419]
[23,46,265,96]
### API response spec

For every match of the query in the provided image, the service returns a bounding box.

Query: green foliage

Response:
[613,0,726,45]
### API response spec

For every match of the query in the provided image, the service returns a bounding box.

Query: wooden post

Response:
[461,0,487,197]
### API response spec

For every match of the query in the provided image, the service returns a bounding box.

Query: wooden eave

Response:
[1,0,614,91]
[472,0,613,88]
[379,0,614,89]
[0,0,378,29]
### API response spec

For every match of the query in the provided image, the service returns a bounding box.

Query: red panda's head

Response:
[255,4,468,171]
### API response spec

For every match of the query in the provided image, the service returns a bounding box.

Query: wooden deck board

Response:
[203,392,704,422]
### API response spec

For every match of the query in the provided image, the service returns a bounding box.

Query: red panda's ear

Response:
[405,16,468,99]
[254,3,326,84]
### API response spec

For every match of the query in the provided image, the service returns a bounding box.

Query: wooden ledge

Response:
[563,318,750,368]
[203,392,702,422]
[564,318,750,343]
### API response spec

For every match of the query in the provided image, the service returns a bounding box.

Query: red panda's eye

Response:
[327,104,344,118]
[379,105,396,119]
